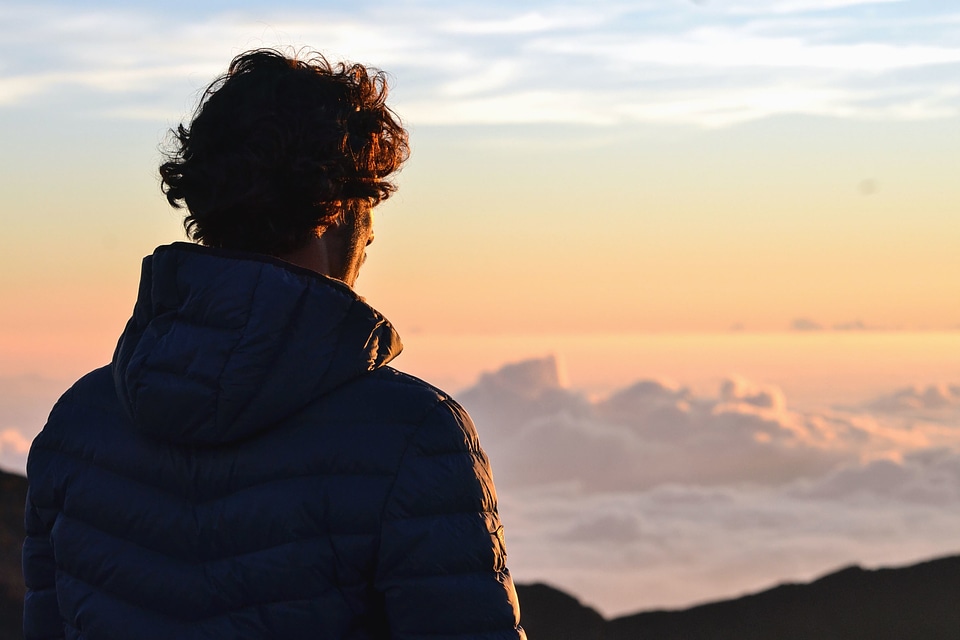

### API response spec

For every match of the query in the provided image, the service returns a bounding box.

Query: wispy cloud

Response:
[721,0,906,15]
[439,9,608,35]
[1,1,958,127]
[539,30,960,71]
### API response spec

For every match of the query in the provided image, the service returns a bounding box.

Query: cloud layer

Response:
[4,357,960,615]
[2,1,959,127]
[461,357,960,492]
[458,356,960,614]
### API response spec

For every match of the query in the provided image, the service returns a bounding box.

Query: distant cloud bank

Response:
[3,356,960,614]
[462,356,960,493]
[791,317,888,331]
[457,356,960,614]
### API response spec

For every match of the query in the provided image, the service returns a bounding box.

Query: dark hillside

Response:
[514,583,605,639]
[606,556,960,640]
[0,470,26,639]
[515,556,960,640]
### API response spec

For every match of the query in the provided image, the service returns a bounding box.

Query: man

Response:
[23,49,525,639]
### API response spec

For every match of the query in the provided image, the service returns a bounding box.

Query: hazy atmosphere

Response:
[2,0,959,617]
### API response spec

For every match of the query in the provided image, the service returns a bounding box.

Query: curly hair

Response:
[159,48,409,255]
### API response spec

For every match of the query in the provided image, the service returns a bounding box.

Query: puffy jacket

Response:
[23,242,525,640]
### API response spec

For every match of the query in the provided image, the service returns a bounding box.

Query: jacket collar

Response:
[112,242,402,445]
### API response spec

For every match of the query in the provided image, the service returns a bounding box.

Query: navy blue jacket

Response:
[23,243,525,639]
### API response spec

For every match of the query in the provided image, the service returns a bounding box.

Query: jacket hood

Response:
[112,242,402,446]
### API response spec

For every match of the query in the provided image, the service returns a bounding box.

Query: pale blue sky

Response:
[3,0,958,127]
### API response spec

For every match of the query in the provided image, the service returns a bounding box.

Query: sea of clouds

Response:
[457,356,960,615]
[4,358,960,616]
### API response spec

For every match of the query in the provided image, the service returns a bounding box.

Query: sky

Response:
[2,0,960,617]
[2,0,960,347]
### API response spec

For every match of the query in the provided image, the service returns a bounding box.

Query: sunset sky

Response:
[3,0,959,362]
[2,0,960,615]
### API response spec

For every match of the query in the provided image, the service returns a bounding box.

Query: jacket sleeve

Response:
[23,481,65,640]
[376,398,526,639]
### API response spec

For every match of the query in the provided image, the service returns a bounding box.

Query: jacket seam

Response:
[30,440,398,507]
[405,447,487,459]
[391,369,453,400]
[402,626,525,638]
[376,396,452,520]
[373,395,454,565]
[381,508,500,524]
[56,511,376,570]
[56,565,341,623]
[212,262,265,434]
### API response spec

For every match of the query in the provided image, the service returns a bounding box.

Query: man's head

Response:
[159,48,409,273]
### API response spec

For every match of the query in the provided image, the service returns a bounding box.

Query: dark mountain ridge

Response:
[1,469,957,639]
[517,554,960,639]
[0,471,26,639]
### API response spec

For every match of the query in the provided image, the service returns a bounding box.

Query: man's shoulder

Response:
[325,365,474,432]
[334,365,453,408]
[49,365,117,414]
[371,366,456,399]
[365,367,481,447]
[35,365,121,444]
[27,365,128,485]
